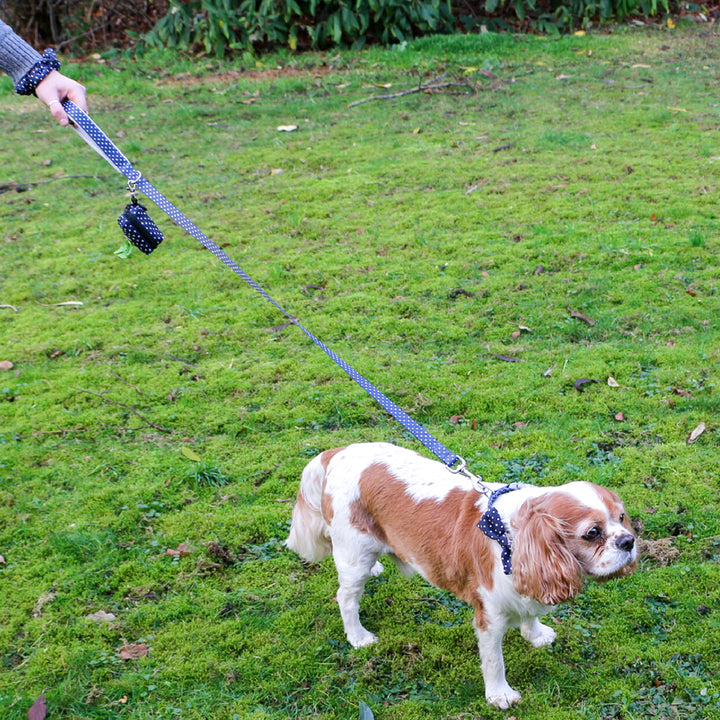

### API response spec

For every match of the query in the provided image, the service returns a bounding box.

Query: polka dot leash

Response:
[63,101,486,485]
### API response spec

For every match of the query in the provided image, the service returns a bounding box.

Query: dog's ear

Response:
[511,494,585,605]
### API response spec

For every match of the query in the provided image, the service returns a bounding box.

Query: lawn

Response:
[1,23,719,720]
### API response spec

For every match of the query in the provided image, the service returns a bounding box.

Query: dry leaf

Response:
[33,591,56,619]
[607,376,620,387]
[687,422,706,444]
[542,363,557,377]
[491,354,521,362]
[449,415,463,424]
[568,308,596,325]
[0,360,13,371]
[615,412,626,422]
[118,643,149,660]
[574,378,599,392]
[28,693,47,720]
[86,610,116,623]
[166,542,194,558]
[276,124,298,132]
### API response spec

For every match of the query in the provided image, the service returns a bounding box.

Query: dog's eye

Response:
[583,526,603,541]
[619,513,625,523]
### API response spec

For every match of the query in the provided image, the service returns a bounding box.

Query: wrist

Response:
[15,48,61,96]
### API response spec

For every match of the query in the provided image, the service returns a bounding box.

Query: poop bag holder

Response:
[118,195,163,254]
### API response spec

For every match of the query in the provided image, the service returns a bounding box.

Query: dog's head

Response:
[510,482,637,605]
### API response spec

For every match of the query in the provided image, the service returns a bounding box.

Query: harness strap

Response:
[477,482,525,574]
[62,101,480,479]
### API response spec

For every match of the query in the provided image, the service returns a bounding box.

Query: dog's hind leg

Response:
[333,544,381,648]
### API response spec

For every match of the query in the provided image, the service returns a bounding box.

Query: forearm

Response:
[0,19,42,85]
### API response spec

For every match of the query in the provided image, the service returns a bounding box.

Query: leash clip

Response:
[448,456,489,496]
[127,170,142,195]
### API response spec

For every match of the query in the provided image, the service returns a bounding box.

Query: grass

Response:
[1,22,720,720]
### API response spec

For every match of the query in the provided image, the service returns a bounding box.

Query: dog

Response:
[286,442,637,708]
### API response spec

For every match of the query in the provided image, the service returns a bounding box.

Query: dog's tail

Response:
[285,451,334,562]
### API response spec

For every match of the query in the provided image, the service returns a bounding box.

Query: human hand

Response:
[34,69,87,126]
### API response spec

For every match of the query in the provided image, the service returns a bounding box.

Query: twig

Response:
[0,304,19,312]
[73,387,172,433]
[348,74,476,107]
[112,373,144,395]
[16,427,88,439]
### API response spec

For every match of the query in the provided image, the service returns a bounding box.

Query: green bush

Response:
[142,0,454,55]
[456,0,673,33]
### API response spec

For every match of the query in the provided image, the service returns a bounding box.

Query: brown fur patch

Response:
[351,462,495,620]
[319,448,346,523]
[320,447,346,470]
[511,492,591,605]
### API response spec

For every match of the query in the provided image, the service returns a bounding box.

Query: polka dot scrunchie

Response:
[15,48,61,96]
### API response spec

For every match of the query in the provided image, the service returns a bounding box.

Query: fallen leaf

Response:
[449,415,463,424]
[510,330,521,340]
[491,354,521,362]
[166,542,194,558]
[542,363,557,377]
[0,360,13,371]
[181,446,202,463]
[0,555,5,563]
[607,376,620,387]
[687,422,706,444]
[359,701,375,720]
[276,124,298,132]
[615,412,626,422]
[27,693,47,720]
[118,643,149,661]
[33,590,56,619]
[86,610,116,623]
[568,308,596,325]
[574,378,599,392]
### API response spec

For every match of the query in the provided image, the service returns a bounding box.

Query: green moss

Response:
[2,26,720,720]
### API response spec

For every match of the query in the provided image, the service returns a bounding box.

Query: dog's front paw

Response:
[486,686,521,709]
[521,620,557,648]
[348,630,378,648]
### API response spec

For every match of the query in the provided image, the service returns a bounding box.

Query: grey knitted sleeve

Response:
[0,19,42,85]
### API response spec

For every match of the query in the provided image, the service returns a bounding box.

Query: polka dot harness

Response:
[477,483,525,575]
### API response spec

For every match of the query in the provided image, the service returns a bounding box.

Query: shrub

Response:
[142,0,455,55]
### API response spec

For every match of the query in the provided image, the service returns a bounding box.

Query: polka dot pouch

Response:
[118,196,164,254]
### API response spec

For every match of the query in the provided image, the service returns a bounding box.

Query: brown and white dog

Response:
[286,442,637,708]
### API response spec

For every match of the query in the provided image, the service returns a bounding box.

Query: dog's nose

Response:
[615,534,635,553]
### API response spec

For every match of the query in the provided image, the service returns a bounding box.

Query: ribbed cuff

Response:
[0,24,42,85]
[15,48,61,96]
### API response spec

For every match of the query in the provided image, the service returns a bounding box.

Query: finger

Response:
[47,99,70,127]
[66,84,88,114]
